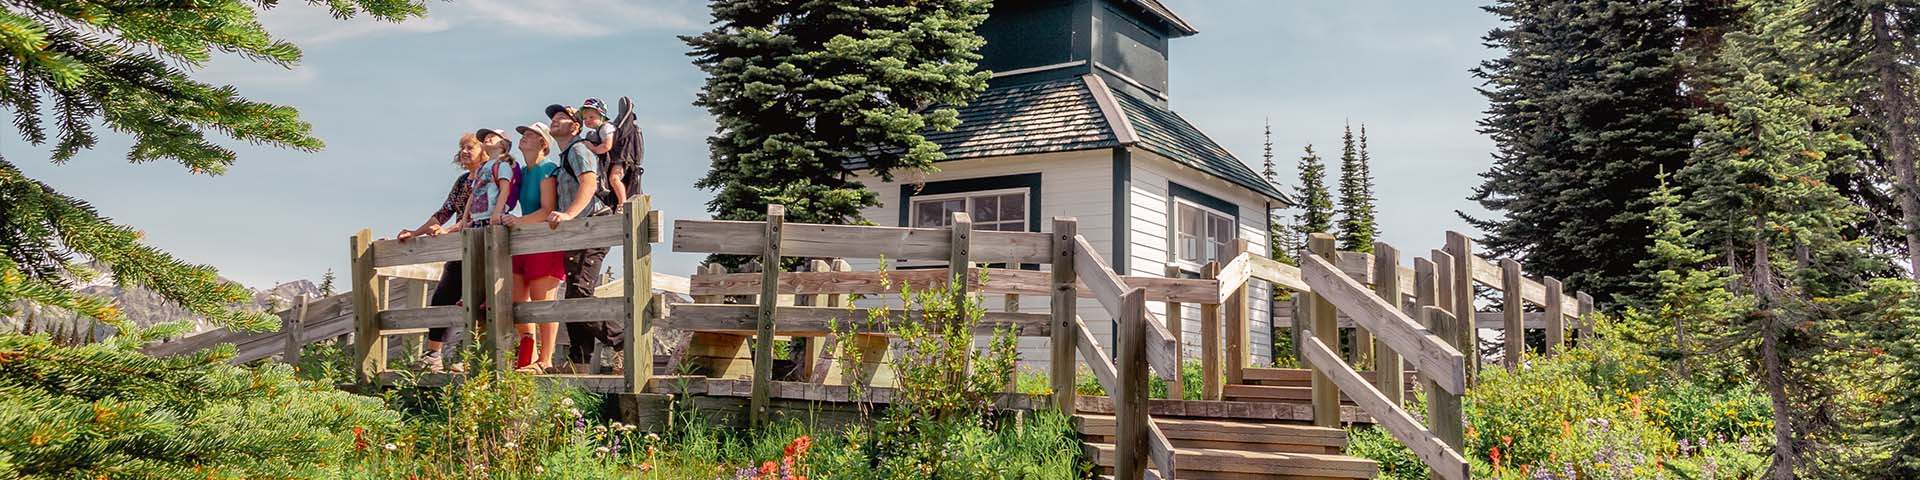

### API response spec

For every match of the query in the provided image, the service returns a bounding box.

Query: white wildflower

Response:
[503,442,517,450]
[561,397,575,407]
[383,443,397,451]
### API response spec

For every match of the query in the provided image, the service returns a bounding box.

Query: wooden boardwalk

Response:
[144,195,1599,480]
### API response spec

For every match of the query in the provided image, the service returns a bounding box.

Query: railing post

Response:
[1578,291,1595,341]
[285,295,309,365]
[1307,233,1341,427]
[1201,260,1223,400]
[624,195,655,394]
[349,228,382,388]
[1443,232,1478,381]
[1050,217,1080,414]
[1372,242,1405,407]
[1225,239,1250,386]
[1115,288,1150,480]
[949,211,973,387]
[1499,258,1523,371]
[752,204,785,429]
[1544,276,1564,358]
[800,259,830,382]
[486,225,515,373]
[1162,264,1185,401]
[1422,305,1466,478]
[461,229,487,372]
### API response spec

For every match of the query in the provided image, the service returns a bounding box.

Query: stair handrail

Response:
[1297,233,1470,480]
[1071,234,1176,480]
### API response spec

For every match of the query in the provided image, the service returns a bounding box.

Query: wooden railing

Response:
[670,208,1181,480]
[1193,230,1599,480]
[348,195,662,392]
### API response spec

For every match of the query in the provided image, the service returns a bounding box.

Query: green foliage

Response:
[1,0,425,334]
[1263,120,1298,267]
[832,267,1017,422]
[1294,144,1334,238]
[1347,425,1427,480]
[0,333,401,479]
[683,0,994,225]
[1468,0,1699,301]
[1336,123,1378,252]
[1622,171,1750,383]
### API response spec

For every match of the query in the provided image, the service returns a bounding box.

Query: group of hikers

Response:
[392,97,645,374]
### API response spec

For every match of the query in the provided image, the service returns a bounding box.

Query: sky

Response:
[6,1,1503,290]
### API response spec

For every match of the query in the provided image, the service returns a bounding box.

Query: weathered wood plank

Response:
[1225,240,1250,386]
[1501,258,1524,372]
[1372,242,1405,408]
[1306,234,1341,428]
[753,206,784,428]
[1117,288,1149,480]
[662,304,1052,337]
[1244,253,1311,293]
[689,268,1218,304]
[1444,232,1479,381]
[375,263,443,281]
[1073,235,1178,383]
[511,296,629,325]
[378,305,465,331]
[1162,265,1184,401]
[486,225,515,372]
[504,213,626,256]
[1051,218,1079,415]
[350,229,384,386]
[370,232,463,268]
[1545,276,1564,358]
[1300,336,1469,480]
[1201,261,1223,401]
[673,219,1052,264]
[1300,254,1467,395]
[625,196,656,395]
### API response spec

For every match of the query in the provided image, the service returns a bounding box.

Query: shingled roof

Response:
[857,75,1289,204]
[1109,86,1290,202]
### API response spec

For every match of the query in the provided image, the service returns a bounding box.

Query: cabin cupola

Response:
[978,0,1196,104]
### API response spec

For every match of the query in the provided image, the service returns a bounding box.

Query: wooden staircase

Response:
[1076,412,1379,479]
[1225,367,1418,406]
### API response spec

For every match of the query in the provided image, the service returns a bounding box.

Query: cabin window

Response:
[910,188,1030,232]
[1173,199,1235,268]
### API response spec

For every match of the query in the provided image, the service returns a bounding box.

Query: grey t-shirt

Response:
[554,139,601,215]
[585,122,615,147]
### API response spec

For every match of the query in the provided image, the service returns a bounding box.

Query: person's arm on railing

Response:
[398,173,468,240]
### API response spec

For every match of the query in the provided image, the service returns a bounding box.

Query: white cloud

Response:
[456,0,703,37]
[255,5,454,46]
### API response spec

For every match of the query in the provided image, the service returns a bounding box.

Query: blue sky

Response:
[7,1,1502,289]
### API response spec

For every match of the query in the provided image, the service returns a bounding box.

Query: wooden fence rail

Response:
[668,208,1176,479]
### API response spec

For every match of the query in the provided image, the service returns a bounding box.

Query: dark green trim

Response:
[1168,182,1239,220]
[897,173,1044,233]
[1111,146,1131,346]
[1112,147,1131,274]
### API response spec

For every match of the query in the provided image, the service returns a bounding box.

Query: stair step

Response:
[1242,367,1420,388]
[1075,414,1346,453]
[1083,442,1378,479]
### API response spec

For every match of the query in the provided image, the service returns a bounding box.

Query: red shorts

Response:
[512,251,567,281]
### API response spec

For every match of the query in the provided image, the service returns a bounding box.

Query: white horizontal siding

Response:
[1127,149,1279,367]
[849,150,1117,373]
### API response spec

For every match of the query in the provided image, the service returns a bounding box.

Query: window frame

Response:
[907,187,1033,232]
[1169,197,1236,271]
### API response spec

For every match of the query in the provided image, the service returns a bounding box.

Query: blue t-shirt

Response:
[467,159,511,222]
[519,159,559,216]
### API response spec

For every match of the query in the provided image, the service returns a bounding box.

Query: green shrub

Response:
[0,333,401,479]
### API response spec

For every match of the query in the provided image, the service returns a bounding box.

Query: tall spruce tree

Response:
[1809,0,1920,277]
[1336,123,1378,252]
[683,0,993,225]
[1262,120,1297,265]
[1468,0,1696,301]
[1681,1,1874,474]
[1626,169,1746,382]
[0,1,425,477]
[1295,144,1334,239]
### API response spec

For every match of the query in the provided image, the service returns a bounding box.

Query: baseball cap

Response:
[475,128,510,145]
[545,103,573,120]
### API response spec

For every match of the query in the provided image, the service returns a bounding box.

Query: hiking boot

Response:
[414,349,446,373]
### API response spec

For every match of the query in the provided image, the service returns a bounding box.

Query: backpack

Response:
[599,96,645,208]
[498,157,522,213]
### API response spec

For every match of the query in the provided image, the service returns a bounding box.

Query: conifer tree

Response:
[1468,0,1697,301]
[683,0,993,225]
[1625,170,1745,382]
[1261,120,1296,265]
[318,269,337,297]
[1681,1,1872,473]
[1809,0,1920,277]
[1295,145,1334,239]
[1337,123,1378,252]
[0,1,426,476]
